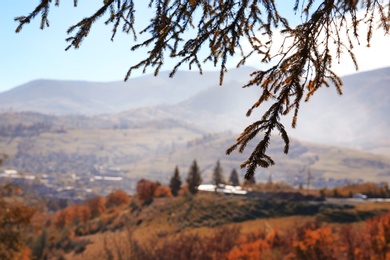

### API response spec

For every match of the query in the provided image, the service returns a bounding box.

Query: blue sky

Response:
[1,1,389,93]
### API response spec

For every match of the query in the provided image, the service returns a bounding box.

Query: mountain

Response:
[0,67,255,115]
[110,67,390,155]
[111,79,263,133]
[0,67,389,155]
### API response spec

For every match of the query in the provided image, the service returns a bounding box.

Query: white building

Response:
[198,184,247,195]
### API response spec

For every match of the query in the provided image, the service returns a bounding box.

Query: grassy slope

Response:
[62,193,390,259]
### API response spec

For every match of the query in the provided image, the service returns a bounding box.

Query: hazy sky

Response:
[1,1,389,93]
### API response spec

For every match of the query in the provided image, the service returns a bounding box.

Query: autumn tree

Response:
[291,225,338,259]
[136,179,159,202]
[105,189,131,208]
[186,160,202,195]
[212,160,225,187]
[0,198,35,259]
[154,185,172,198]
[169,166,182,197]
[229,169,240,187]
[86,197,106,219]
[53,207,73,229]
[76,204,91,223]
[14,1,390,179]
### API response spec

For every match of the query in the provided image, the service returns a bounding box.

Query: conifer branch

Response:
[15,0,53,32]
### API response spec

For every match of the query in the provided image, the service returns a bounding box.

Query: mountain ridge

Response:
[0,67,256,114]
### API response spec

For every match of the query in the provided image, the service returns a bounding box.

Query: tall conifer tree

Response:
[212,160,225,187]
[169,166,182,197]
[229,169,240,187]
[186,160,202,195]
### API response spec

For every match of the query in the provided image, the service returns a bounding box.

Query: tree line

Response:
[135,159,253,203]
[168,160,254,198]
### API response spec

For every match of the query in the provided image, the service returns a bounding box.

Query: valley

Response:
[0,112,389,199]
[0,67,389,198]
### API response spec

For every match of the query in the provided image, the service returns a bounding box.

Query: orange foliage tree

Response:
[224,216,390,260]
[178,184,190,196]
[0,198,35,259]
[291,225,338,259]
[132,226,240,260]
[136,179,172,201]
[105,190,131,208]
[53,208,73,229]
[136,179,159,202]
[86,197,106,219]
[76,204,92,223]
[227,229,280,259]
[154,185,172,198]
[228,239,271,259]
[365,212,390,259]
